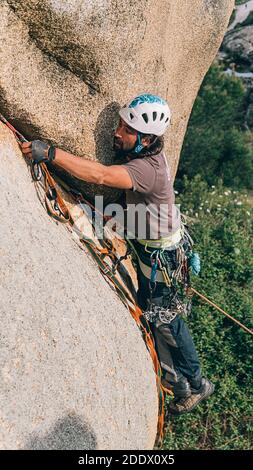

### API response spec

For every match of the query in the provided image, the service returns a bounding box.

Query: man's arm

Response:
[20,142,133,190]
[54,148,133,189]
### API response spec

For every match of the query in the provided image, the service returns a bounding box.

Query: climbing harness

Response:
[126,222,194,327]
[136,226,182,249]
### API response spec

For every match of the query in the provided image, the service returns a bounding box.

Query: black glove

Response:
[31,140,56,163]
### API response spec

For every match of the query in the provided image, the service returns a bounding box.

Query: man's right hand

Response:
[20,140,55,163]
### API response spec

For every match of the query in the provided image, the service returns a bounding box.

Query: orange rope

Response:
[190,287,253,336]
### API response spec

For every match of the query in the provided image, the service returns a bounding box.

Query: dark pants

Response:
[132,240,202,397]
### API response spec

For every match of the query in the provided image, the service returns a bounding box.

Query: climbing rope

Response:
[189,287,253,336]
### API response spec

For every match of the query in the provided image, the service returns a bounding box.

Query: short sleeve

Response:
[121,157,156,194]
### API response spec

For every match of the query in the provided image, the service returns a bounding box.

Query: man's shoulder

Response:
[144,151,167,168]
[121,151,167,171]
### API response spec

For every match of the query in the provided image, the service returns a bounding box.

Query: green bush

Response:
[235,0,248,5]
[177,65,253,190]
[163,176,253,450]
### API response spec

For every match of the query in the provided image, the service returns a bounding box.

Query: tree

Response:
[177,65,253,190]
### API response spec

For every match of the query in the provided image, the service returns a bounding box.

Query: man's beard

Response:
[113,137,136,161]
[114,147,129,158]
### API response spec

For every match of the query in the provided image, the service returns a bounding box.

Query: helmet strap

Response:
[134,133,144,154]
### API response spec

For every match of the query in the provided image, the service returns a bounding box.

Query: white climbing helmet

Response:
[119,93,171,136]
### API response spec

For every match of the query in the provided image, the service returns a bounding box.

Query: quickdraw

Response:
[0,113,168,448]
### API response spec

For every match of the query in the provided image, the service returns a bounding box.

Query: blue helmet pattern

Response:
[129,94,166,108]
[119,92,171,137]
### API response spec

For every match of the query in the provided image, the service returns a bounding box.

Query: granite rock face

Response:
[0,122,158,450]
[0,0,234,195]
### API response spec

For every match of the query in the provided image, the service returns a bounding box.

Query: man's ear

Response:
[141,134,153,147]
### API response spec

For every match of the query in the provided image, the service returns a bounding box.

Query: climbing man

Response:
[20,93,215,415]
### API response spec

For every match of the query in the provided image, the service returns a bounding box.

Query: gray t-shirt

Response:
[121,152,181,240]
